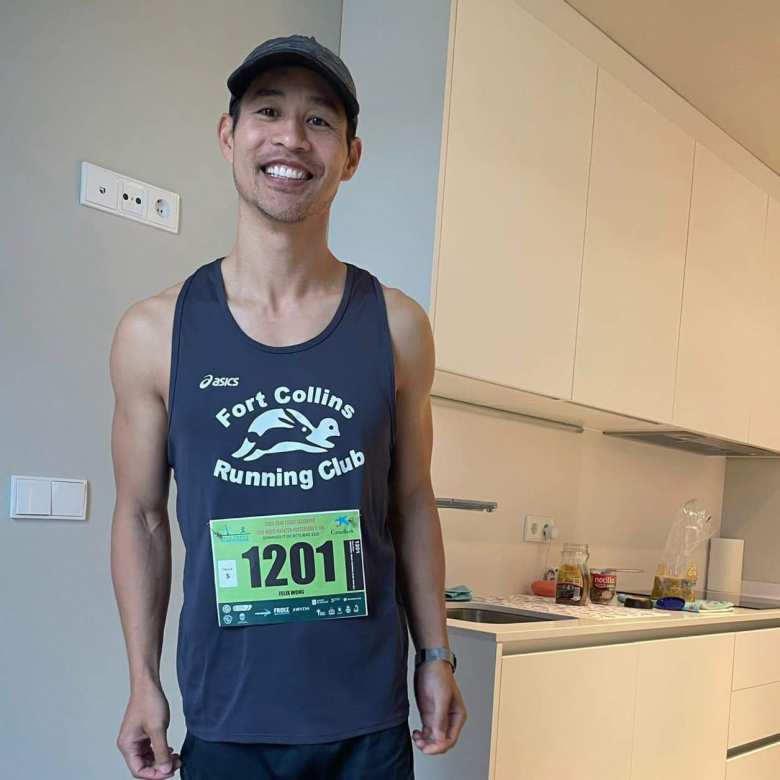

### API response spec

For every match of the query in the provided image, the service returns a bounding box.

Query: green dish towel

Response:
[445,584,472,601]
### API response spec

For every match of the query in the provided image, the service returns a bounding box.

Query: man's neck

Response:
[224,208,343,309]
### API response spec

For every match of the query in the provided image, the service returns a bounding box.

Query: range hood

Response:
[431,369,780,458]
[602,429,780,457]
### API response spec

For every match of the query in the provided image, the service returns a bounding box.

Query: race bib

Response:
[209,509,368,628]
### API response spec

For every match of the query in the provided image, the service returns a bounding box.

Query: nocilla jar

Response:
[555,543,590,605]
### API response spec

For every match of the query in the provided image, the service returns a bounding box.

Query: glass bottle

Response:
[555,543,590,605]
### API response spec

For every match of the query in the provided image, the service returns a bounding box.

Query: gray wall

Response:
[0,3,343,778]
[722,459,780,584]
[331,0,453,309]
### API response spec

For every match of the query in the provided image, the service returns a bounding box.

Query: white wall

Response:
[331,0,452,308]
[722,459,780,585]
[0,3,343,779]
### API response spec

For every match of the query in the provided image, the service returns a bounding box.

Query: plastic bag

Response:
[651,499,713,601]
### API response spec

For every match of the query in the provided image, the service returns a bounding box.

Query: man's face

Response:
[222,64,361,224]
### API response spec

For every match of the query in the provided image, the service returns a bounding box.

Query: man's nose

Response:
[272,116,311,150]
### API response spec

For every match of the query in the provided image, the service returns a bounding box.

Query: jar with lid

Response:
[555,543,590,605]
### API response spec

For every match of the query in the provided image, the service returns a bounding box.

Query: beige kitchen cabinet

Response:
[407,612,780,780]
[341,1,780,445]
[729,682,780,748]
[732,625,780,690]
[572,70,694,422]
[727,742,780,780]
[673,143,768,441]
[493,634,733,780]
[729,626,780,749]
[631,633,734,780]
[748,196,780,450]
[494,643,637,779]
[431,0,596,399]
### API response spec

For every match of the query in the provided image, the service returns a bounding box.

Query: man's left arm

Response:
[384,287,467,755]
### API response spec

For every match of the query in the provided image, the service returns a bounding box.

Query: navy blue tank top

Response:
[166,257,410,743]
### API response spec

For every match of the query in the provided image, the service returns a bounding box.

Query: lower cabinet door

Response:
[729,681,780,747]
[494,643,637,780]
[727,741,780,780]
[631,633,734,780]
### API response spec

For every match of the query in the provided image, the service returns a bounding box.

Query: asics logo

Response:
[200,374,240,389]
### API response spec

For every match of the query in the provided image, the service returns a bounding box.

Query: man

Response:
[110,35,466,779]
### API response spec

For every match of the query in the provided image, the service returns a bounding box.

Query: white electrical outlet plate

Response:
[80,161,180,233]
[119,180,147,217]
[82,164,118,210]
[524,514,550,543]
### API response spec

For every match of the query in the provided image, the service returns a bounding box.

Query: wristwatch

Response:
[415,647,457,673]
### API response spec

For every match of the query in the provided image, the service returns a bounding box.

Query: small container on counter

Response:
[531,579,556,597]
[589,568,617,604]
[623,595,654,609]
[555,543,590,605]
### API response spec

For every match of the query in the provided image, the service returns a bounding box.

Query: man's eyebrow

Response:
[247,87,341,114]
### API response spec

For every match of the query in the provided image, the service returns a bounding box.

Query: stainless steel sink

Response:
[446,603,576,623]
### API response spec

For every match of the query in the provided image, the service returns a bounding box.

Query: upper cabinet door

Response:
[748,196,780,449]
[432,0,596,399]
[674,143,768,441]
[572,70,694,422]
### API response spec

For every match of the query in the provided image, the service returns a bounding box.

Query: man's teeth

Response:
[264,164,310,180]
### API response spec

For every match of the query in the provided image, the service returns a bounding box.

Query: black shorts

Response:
[179,720,415,780]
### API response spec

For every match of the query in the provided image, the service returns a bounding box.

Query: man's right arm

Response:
[110,298,181,779]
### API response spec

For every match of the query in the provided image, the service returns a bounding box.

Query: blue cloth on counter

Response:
[681,599,735,612]
[445,584,472,601]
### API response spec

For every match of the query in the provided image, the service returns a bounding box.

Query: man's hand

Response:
[116,680,182,778]
[412,660,467,754]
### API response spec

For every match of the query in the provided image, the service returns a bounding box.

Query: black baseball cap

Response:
[227,35,359,128]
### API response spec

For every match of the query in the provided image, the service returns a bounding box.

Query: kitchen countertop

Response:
[446,593,780,647]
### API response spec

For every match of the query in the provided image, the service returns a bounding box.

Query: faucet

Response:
[435,497,497,512]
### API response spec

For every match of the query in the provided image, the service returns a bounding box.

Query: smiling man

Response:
[110,35,466,780]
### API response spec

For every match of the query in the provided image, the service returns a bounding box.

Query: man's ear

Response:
[218,113,235,162]
[342,136,362,182]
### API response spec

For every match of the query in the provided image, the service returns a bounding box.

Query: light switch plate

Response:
[12,477,51,516]
[51,479,87,517]
[10,475,87,520]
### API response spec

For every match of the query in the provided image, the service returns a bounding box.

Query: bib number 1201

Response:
[210,509,368,628]
[241,540,336,588]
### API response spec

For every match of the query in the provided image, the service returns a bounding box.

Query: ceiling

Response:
[565,0,780,176]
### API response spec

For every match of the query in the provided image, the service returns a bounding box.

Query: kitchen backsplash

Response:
[430,396,725,596]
